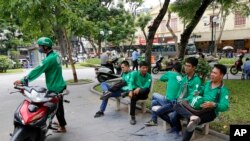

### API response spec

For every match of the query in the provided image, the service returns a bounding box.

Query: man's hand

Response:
[201,102,216,109]
[133,88,140,95]
[128,91,133,98]
[14,80,22,85]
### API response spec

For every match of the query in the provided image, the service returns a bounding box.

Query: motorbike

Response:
[95,58,121,83]
[152,57,173,74]
[10,78,69,141]
[230,59,243,75]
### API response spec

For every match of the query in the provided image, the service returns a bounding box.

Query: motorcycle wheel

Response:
[97,74,108,83]
[152,67,159,74]
[11,127,39,141]
[230,65,238,75]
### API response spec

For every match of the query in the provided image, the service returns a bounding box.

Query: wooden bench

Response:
[115,97,147,113]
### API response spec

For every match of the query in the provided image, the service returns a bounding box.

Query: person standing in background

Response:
[132,48,140,70]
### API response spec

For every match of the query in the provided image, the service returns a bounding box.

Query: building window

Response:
[234,11,246,26]
[170,18,177,31]
[160,20,167,32]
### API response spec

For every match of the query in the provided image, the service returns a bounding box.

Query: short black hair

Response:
[121,60,130,67]
[246,58,249,61]
[185,57,198,67]
[172,62,182,73]
[214,64,227,75]
[139,61,148,67]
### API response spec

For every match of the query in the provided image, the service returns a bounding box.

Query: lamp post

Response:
[203,15,220,55]
[100,30,112,52]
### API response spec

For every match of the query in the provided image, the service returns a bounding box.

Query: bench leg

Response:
[141,102,146,113]
[116,98,120,111]
[202,124,209,135]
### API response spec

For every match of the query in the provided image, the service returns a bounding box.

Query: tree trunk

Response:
[63,28,78,83]
[87,37,98,55]
[146,0,170,73]
[166,11,179,57]
[179,0,214,59]
[98,39,102,58]
[216,6,227,52]
[78,37,86,54]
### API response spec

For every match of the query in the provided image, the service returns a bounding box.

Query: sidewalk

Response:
[46,83,228,141]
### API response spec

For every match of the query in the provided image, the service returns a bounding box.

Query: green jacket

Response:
[160,71,182,101]
[178,74,201,100]
[21,51,66,93]
[120,71,132,91]
[128,71,152,91]
[201,81,230,116]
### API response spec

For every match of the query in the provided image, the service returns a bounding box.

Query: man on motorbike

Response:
[94,61,132,118]
[14,37,67,133]
[100,50,114,73]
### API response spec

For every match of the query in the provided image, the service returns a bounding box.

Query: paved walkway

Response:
[46,83,228,141]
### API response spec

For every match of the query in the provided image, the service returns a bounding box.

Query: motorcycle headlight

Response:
[25,90,51,103]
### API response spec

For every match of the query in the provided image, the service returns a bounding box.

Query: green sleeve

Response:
[143,74,152,89]
[160,72,169,82]
[216,88,229,112]
[127,71,135,91]
[21,59,50,83]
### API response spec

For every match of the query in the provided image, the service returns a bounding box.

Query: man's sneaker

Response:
[174,131,182,139]
[186,116,200,132]
[100,91,112,100]
[121,92,129,98]
[94,111,104,118]
[144,120,158,126]
[167,127,176,133]
[130,116,136,125]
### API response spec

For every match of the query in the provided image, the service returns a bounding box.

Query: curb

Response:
[66,79,94,85]
[90,83,229,140]
[209,130,229,140]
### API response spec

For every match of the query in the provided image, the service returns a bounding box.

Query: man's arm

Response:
[21,59,50,83]
[142,74,152,89]
[159,72,169,82]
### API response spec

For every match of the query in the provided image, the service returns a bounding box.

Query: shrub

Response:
[0,55,11,72]
[196,58,212,83]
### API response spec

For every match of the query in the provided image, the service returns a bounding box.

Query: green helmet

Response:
[37,37,53,48]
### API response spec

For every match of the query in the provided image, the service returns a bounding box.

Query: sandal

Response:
[53,126,67,133]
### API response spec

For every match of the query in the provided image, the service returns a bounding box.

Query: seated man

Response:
[173,64,229,141]
[168,57,201,138]
[128,61,152,125]
[94,61,132,118]
[144,62,182,127]
[243,58,250,79]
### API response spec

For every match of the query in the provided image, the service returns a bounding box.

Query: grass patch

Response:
[93,79,250,135]
[218,58,237,66]
[62,63,86,69]
[80,58,100,67]
[0,68,24,74]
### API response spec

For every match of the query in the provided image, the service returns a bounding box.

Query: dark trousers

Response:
[130,88,150,117]
[132,60,138,71]
[173,104,216,141]
[56,88,67,127]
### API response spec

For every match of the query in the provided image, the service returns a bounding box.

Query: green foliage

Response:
[196,58,212,83]
[0,55,11,72]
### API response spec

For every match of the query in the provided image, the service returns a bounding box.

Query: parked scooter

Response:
[95,58,121,83]
[10,78,69,141]
[152,57,173,74]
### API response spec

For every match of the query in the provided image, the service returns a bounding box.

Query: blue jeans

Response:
[151,93,174,123]
[99,82,123,112]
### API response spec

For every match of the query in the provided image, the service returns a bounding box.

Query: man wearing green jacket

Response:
[14,37,67,133]
[94,60,132,118]
[128,61,152,125]
[144,62,182,127]
[173,64,229,141]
